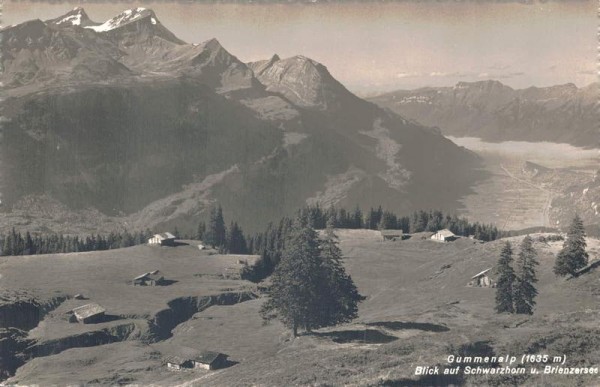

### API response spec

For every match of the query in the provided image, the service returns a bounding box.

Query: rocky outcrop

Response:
[0,295,66,379]
[25,322,140,358]
[148,291,258,340]
[0,328,32,380]
[0,296,66,331]
[253,55,361,111]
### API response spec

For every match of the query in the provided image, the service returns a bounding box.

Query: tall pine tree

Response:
[260,219,363,336]
[260,219,322,336]
[204,205,227,249]
[196,221,206,240]
[494,242,516,313]
[554,215,589,277]
[315,227,364,328]
[227,222,248,254]
[513,236,538,315]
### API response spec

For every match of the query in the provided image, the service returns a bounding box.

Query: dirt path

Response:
[499,164,554,227]
[174,370,224,387]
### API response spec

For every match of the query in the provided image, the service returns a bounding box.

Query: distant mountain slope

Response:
[0,8,482,233]
[249,55,363,111]
[368,80,600,148]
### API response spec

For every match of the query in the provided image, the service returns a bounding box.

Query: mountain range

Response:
[368,80,599,148]
[0,7,482,233]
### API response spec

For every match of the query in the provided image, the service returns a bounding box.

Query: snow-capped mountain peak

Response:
[85,7,156,32]
[47,7,95,27]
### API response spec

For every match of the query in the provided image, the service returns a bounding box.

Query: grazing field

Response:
[3,230,600,386]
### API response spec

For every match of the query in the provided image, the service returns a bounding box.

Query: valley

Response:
[451,138,600,232]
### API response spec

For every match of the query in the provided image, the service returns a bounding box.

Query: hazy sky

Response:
[4,1,597,93]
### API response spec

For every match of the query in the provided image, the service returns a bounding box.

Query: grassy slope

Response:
[5,231,600,386]
[0,242,255,316]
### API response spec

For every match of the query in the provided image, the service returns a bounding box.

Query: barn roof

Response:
[380,229,404,236]
[134,272,152,280]
[471,268,492,279]
[435,229,456,238]
[194,351,227,364]
[146,272,164,281]
[164,355,187,365]
[134,271,163,281]
[72,303,105,319]
[153,232,176,240]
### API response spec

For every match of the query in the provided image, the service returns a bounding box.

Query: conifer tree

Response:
[204,205,227,248]
[315,227,364,328]
[494,241,515,313]
[196,221,206,240]
[260,219,322,336]
[352,206,364,229]
[513,236,538,315]
[554,215,589,277]
[227,221,248,254]
[260,219,363,336]
[326,205,338,228]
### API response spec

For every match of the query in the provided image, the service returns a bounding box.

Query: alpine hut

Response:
[191,351,229,370]
[380,230,404,241]
[148,232,176,246]
[133,270,165,286]
[468,268,494,288]
[431,229,458,242]
[165,356,191,371]
[71,303,106,324]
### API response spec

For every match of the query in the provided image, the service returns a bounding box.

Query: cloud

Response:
[394,70,526,82]
[478,71,524,79]
[577,69,597,75]
[429,71,454,77]
[395,72,421,78]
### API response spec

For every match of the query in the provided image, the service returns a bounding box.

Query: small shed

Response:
[165,356,191,371]
[468,268,494,287]
[191,351,228,370]
[431,229,457,242]
[148,232,176,246]
[380,230,404,241]
[71,303,106,324]
[133,271,165,286]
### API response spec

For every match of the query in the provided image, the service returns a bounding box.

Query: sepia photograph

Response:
[0,0,598,385]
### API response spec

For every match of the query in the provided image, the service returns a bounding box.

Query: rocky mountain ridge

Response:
[0,7,481,233]
[368,80,599,148]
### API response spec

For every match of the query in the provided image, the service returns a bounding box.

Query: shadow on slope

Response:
[366,321,450,333]
[379,372,464,387]
[313,329,398,344]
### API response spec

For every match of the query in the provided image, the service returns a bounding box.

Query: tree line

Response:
[0,229,154,256]
[195,204,505,280]
[1,203,502,264]
[295,205,502,241]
